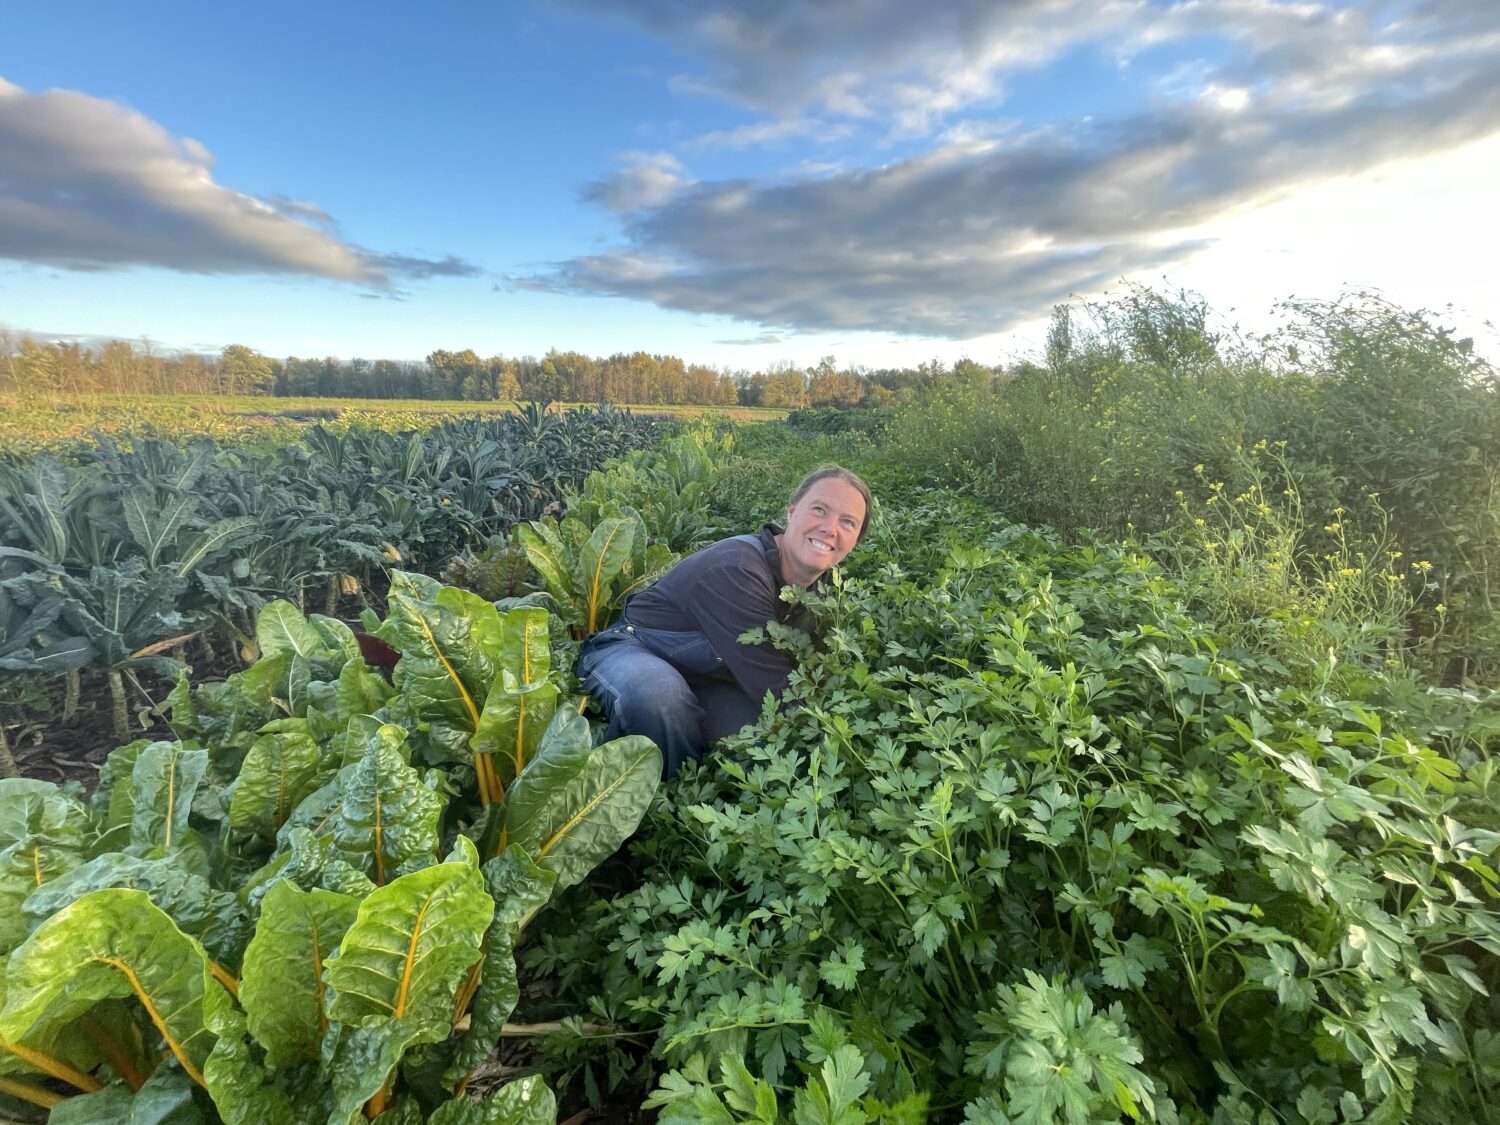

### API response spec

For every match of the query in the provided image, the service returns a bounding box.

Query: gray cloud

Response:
[0,77,476,284]
[538,0,1500,338]
[261,193,338,229]
[581,152,690,213]
[560,0,1131,125]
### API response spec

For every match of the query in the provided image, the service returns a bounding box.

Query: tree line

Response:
[0,332,994,408]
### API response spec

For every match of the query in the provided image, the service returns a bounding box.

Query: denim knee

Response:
[578,630,707,778]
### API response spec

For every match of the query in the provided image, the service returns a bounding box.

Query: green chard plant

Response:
[0,582,660,1122]
[514,427,730,640]
[516,504,671,641]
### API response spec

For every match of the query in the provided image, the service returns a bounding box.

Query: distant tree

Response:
[425,348,486,400]
[761,362,808,408]
[738,371,766,406]
[488,356,522,400]
[12,338,58,395]
[808,355,865,407]
[543,350,600,401]
[654,354,687,403]
[950,358,993,391]
[96,339,137,393]
[518,355,564,402]
[218,344,276,396]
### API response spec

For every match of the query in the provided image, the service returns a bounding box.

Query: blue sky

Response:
[3,0,1498,371]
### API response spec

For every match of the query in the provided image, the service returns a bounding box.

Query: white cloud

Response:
[0,78,476,283]
[543,0,1500,339]
[689,117,854,149]
[560,0,1141,127]
[581,151,691,213]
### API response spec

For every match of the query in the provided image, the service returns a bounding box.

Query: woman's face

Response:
[781,478,865,586]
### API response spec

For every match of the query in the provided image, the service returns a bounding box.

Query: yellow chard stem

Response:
[0,1076,64,1109]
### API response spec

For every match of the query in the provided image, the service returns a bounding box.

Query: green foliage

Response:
[527,494,1500,1122]
[0,581,660,1121]
[568,426,735,552]
[239,880,360,1068]
[1161,442,1419,689]
[0,406,671,730]
[517,507,672,640]
[2,889,232,1089]
[504,712,661,890]
[881,288,1500,681]
[513,425,733,640]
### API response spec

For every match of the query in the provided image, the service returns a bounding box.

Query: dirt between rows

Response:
[7,669,191,792]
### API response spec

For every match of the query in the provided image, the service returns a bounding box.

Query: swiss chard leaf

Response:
[377,572,498,762]
[426,1075,557,1124]
[0,778,91,954]
[239,880,359,1069]
[21,851,244,965]
[328,724,445,885]
[503,710,661,891]
[324,836,493,1035]
[0,888,231,1091]
[445,847,559,1090]
[128,742,210,856]
[228,730,329,840]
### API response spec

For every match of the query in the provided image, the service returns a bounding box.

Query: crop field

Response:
[0,393,788,457]
[0,298,1497,1123]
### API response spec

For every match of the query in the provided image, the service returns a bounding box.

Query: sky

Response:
[2,0,1499,372]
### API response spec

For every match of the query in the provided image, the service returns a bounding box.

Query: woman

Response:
[577,465,872,776]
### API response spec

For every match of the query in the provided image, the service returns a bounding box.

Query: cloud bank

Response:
[543,0,1500,338]
[0,77,477,285]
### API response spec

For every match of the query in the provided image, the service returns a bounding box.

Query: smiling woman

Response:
[576,464,873,777]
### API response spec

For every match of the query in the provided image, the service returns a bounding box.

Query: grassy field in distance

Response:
[0,393,788,455]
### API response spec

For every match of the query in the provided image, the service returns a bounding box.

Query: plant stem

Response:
[0,1076,63,1109]
[0,722,18,779]
[63,667,81,725]
[108,667,130,744]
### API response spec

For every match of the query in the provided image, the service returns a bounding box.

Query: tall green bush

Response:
[882,289,1499,682]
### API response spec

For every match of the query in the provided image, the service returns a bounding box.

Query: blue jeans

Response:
[577,618,760,778]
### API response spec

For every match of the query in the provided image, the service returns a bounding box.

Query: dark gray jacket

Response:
[623,523,819,702]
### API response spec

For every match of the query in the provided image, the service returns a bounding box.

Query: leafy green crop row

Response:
[526,477,1500,1122]
[0,416,742,1122]
[0,577,657,1121]
[0,404,668,748]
